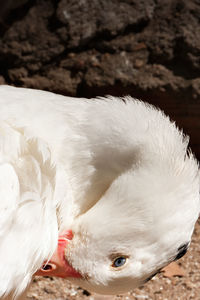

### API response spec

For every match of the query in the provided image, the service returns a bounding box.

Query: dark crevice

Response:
[89,19,149,53]
[0,70,11,84]
[167,60,200,80]
[148,53,200,80]
[47,0,64,31]
[147,38,200,80]
[122,18,150,35]
[85,18,149,50]
[54,17,150,54]
[0,0,35,35]
[0,53,19,84]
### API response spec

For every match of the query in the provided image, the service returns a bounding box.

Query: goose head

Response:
[37,155,199,294]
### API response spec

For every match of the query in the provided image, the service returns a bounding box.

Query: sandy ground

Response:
[27,218,200,300]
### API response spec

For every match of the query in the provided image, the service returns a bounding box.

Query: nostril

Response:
[42,264,53,271]
[34,262,58,276]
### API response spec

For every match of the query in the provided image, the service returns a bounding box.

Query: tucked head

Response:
[36,153,199,294]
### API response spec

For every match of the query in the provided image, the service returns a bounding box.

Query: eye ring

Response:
[112,256,127,268]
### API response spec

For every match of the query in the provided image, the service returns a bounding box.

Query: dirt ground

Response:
[28,219,200,300]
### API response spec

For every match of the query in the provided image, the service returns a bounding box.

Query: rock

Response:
[0,0,199,159]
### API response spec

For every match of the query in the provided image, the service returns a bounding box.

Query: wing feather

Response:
[0,123,58,298]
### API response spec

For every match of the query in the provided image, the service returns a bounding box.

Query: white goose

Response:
[0,85,199,299]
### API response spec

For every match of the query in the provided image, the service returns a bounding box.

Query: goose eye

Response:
[113,257,126,268]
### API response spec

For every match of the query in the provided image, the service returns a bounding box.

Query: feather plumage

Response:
[0,85,199,298]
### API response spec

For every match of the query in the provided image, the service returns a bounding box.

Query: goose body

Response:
[0,85,199,298]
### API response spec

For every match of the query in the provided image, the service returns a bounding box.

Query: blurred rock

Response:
[0,0,199,158]
[0,0,28,20]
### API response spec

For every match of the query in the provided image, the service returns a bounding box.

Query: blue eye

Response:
[113,257,126,268]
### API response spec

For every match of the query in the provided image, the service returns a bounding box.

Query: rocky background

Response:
[0,1,200,299]
[0,0,199,159]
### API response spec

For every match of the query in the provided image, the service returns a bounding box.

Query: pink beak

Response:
[35,230,82,278]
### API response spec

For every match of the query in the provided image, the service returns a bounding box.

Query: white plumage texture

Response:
[0,85,199,298]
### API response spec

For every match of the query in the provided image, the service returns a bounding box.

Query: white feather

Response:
[0,85,199,297]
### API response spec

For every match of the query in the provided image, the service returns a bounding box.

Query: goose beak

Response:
[35,230,82,279]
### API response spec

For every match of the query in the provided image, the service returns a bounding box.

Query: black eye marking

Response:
[144,271,158,283]
[174,243,189,261]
